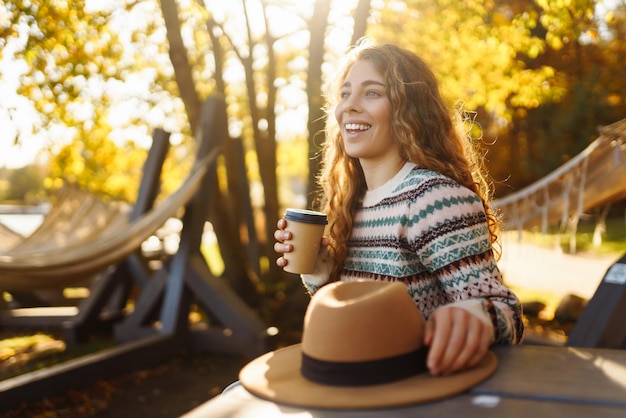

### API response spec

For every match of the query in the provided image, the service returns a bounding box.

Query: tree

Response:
[492,0,626,195]
[367,0,626,198]
[366,0,562,194]
[2,165,47,203]
[370,0,560,118]
[1,0,191,201]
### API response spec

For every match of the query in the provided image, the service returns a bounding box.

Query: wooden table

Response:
[182,345,626,417]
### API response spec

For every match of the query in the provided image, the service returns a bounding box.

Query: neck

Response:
[361,156,406,190]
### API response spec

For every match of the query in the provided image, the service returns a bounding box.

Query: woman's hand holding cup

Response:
[274,209,328,274]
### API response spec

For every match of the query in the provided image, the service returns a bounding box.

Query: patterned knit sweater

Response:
[302,162,524,345]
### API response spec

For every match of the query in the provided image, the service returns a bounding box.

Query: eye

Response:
[340,90,350,100]
[366,89,382,97]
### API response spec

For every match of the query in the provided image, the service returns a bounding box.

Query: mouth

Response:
[344,123,371,134]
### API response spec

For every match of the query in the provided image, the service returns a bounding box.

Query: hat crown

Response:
[301,280,424,362]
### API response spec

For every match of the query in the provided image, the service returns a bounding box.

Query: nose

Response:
[342,93,361,113]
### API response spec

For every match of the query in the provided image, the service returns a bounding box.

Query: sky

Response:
[0,30,49,169]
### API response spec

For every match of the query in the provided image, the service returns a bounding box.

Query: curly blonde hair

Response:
[317,41,501,280]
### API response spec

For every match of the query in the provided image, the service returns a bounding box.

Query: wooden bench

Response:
[566,252,626,349]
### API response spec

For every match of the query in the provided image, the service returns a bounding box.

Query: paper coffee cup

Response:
[282,208,328,274]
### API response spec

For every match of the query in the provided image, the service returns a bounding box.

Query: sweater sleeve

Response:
[300,247,334,295]
[409,179,525,345]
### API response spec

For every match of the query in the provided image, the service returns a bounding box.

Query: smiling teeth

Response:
[345,123,370,131]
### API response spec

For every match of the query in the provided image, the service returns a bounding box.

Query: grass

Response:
[508,216,626,256]
[0,329,116,381]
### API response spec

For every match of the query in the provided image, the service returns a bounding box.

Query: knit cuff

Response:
[447,299,496,344]
[300,247,334,294]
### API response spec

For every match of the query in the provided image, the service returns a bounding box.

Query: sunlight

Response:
[595,357,626,389]
[571,348,626,390]
[262,1,316,38]
[0,32,47,169]
[205,0,315,42]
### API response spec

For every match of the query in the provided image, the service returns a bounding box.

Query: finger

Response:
[426,313,452,375]
[276,256,287,267]
[273,242,292,254]
[463,323,491,370]
[274,229,292,242]
[440,313,493,375]
[277,218,287,229]
[441,317,481,375]
[436,314,469,376]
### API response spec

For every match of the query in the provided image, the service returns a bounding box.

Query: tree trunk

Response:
[350,0,372,46]
[233,3,281,282]
[260,11,281,281]
[160,0,259,306]
[592,204,611,248]
[567,215,579,254]
[159,0,200,129]
[306,0,333,208]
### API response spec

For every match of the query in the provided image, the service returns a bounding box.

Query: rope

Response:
[492,118,626,233]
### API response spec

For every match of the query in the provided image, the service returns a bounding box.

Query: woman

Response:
[275,41,524,376]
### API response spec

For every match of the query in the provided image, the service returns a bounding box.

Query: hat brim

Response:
[239,344,498,409]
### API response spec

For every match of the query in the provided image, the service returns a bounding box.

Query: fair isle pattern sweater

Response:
[302,162,524,345]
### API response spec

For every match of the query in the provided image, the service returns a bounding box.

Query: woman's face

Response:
[334,59,398,165]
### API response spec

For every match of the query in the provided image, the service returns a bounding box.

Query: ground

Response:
[0,346,248,418]
[88,352,248,418]
[498,234,619,301]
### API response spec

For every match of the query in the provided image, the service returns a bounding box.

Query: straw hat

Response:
[240,280,497,409]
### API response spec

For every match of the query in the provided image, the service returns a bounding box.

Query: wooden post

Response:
[567,253,626,348]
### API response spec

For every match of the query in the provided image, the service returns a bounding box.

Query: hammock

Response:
[4,186,130,255]
[0,222,24,253]
[0,142,218,291]
[492,118,626,233]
